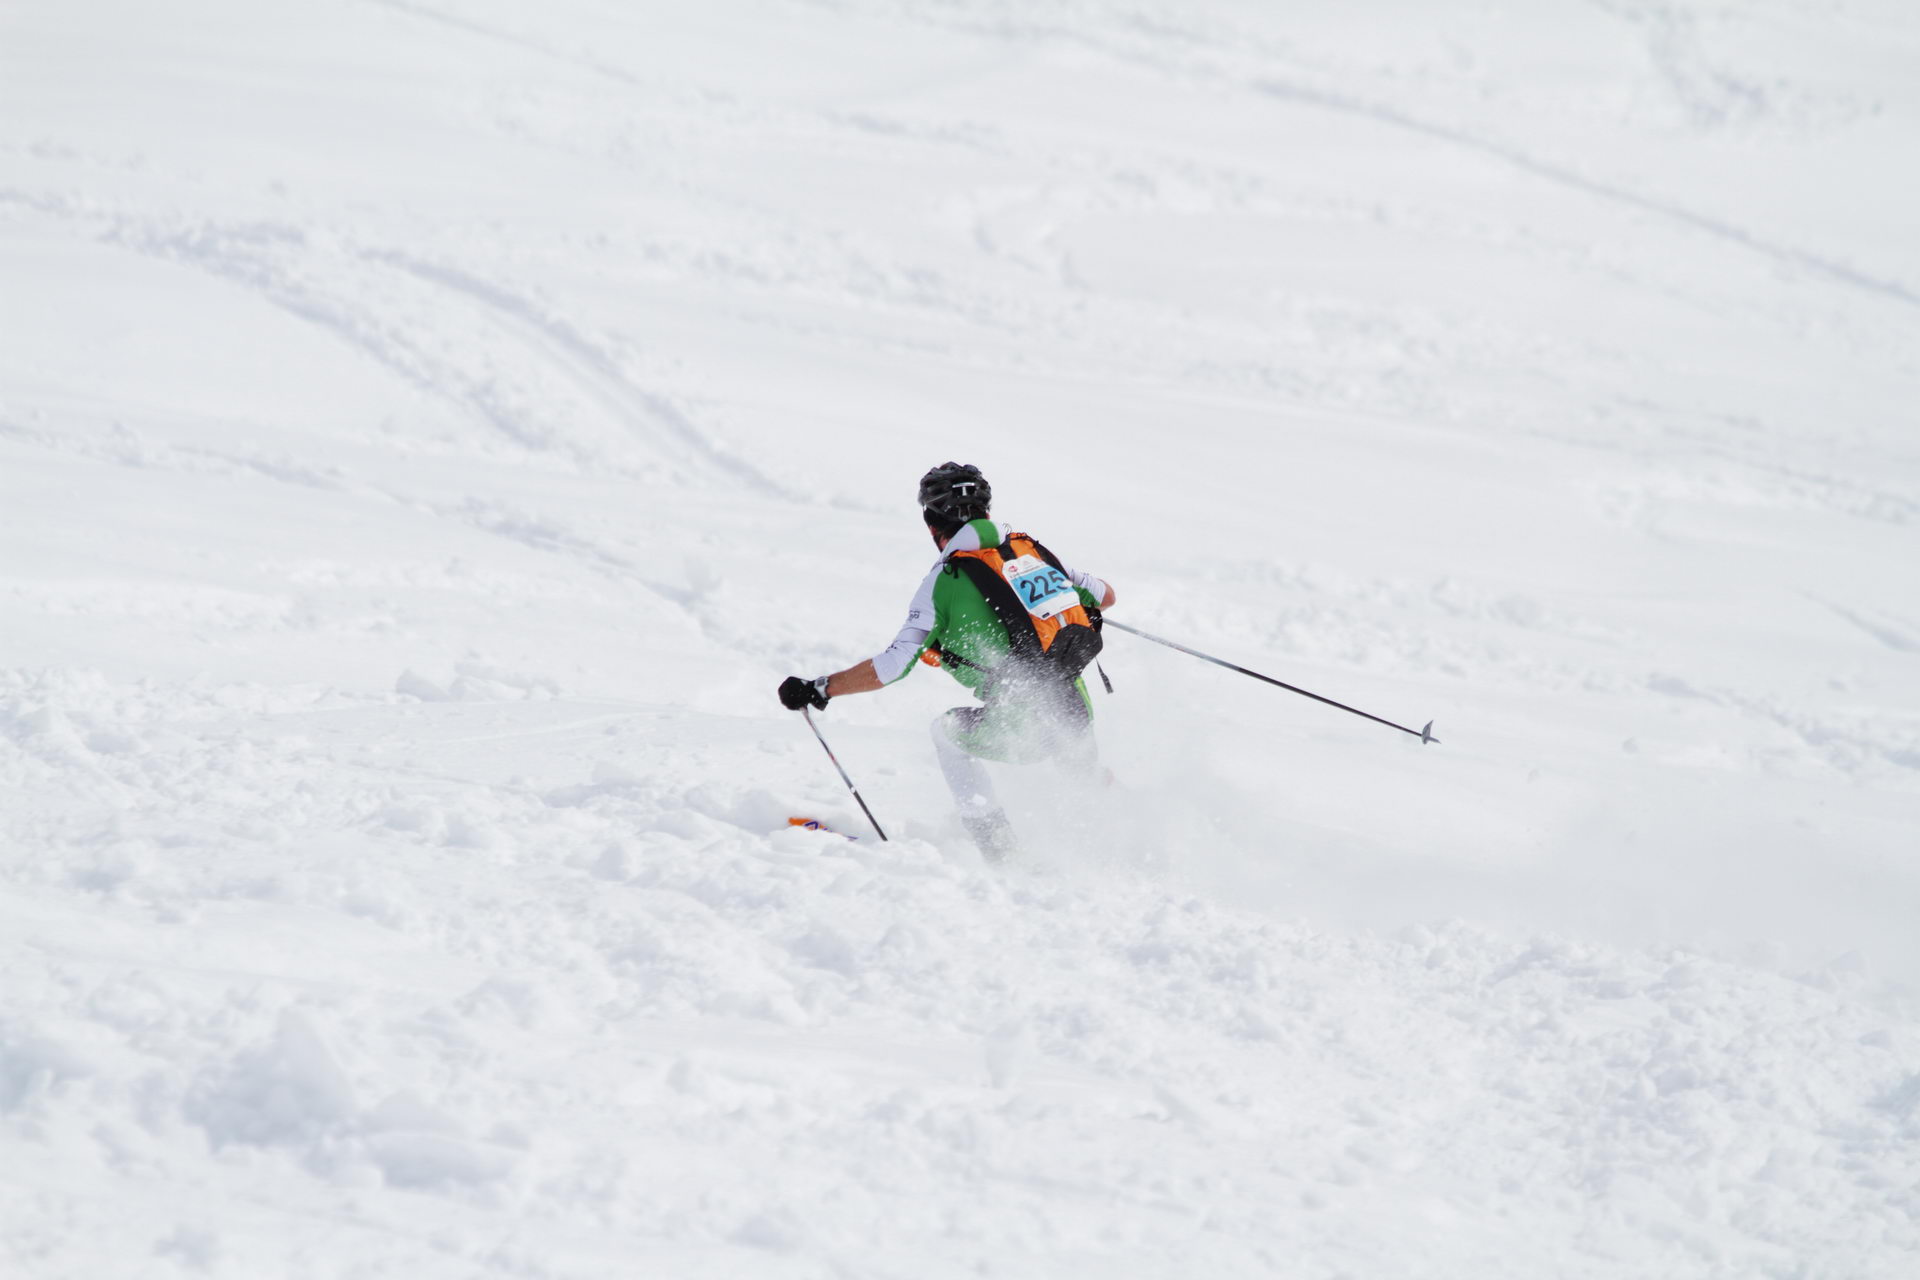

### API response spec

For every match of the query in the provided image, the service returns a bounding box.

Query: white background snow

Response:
[4,0,1918,1275]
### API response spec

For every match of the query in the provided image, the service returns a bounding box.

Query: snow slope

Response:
[3,1,1918,1275]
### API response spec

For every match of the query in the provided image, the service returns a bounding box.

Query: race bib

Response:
[1003,555,1079,620]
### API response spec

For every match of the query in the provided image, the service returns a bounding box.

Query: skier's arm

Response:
[821,618,928,698]
[1065,565,1116,609]
[778,653,890,709]
[857,565,943,689]
[825,660,884,697]
[792,568,938,706]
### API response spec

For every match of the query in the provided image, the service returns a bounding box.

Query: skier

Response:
[778,462,1118,862]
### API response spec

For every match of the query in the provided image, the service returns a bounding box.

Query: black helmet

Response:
[918,462,991,521]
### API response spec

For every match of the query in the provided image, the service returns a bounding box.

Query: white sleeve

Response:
[1066,565,1108,605]
[870,565,941,685]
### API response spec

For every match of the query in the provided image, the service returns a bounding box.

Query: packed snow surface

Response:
[4,1,1919,1275]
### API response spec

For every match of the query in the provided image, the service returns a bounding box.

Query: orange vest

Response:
[939,532,1103,682]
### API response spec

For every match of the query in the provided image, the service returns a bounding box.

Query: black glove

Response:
[1085,603,1104,632]
[778,675,830,711]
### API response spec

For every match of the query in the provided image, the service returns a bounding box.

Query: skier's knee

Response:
[930,711,959,753]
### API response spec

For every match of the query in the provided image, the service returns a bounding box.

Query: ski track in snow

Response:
[358,248,789,500]
[4,1,1920,1276]
[366,0,655,92]
[1,189,802,647]
[836,0,1920,308]
[1,189,775,497]
[1816,598,1920,655]
[1251,78,1920,312]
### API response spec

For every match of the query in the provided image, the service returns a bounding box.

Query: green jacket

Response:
[870,518,1105,698]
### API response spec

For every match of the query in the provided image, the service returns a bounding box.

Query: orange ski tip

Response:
[787,817,856,841]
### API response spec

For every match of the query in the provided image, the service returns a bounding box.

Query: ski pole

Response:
[800,706,890,840]
[1104,619,1438,745]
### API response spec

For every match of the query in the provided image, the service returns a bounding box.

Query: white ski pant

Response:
[930,706,1098,813]
[931,715,1003,820]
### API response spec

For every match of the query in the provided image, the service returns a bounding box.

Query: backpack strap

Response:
[1022,536,1067,575]
[945,553,1045,667]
